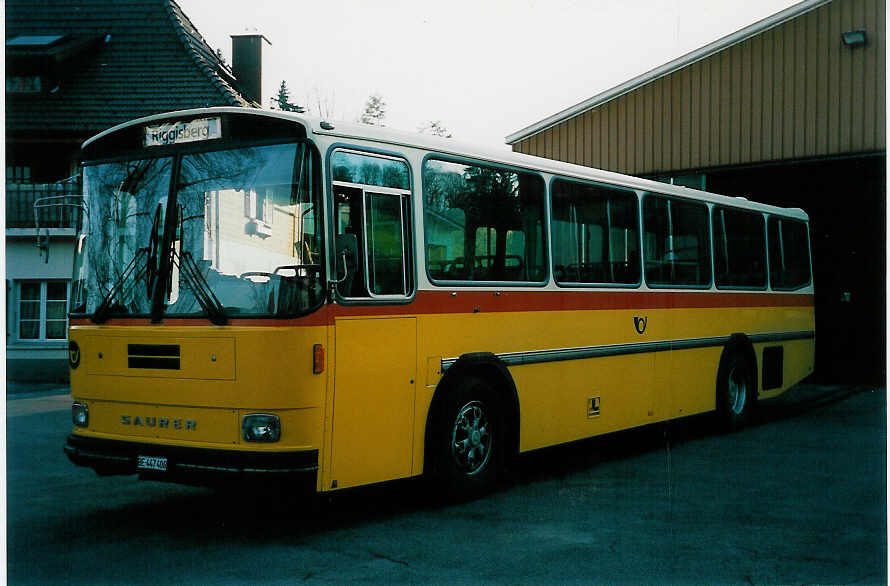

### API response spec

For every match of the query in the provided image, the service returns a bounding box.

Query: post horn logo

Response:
[633,316,648,335]
[68,340,81,369]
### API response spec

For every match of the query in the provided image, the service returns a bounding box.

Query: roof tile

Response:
[6,0,257,137]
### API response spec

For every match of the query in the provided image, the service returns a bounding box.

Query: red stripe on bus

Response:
[69,290,813,328]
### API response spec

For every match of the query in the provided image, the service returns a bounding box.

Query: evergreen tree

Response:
[272,80,305,113]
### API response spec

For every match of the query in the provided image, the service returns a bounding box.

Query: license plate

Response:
[137,455,168,472]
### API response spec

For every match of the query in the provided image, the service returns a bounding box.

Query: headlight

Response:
[72,403,89,427]
[241,413,281,443]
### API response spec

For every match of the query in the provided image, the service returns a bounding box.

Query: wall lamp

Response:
[841,29,867,47]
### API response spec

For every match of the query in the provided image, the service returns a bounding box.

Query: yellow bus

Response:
[64,107,815,496]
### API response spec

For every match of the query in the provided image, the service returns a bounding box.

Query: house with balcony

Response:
[5,0,264,381]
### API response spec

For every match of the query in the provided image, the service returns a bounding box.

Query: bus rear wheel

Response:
[716,351,754,430]
[430,376,503,498]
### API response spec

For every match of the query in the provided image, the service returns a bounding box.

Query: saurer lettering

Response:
[122,415,196,430]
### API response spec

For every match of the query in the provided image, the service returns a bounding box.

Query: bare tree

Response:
[418,120,452,138]
[303,87,339,119]
[359,93,387,126]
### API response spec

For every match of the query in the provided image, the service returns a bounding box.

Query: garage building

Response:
[507,0,885,383]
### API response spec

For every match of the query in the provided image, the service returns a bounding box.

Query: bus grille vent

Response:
[127,344,181,370]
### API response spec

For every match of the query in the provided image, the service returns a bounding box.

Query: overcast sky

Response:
[177,0,800,149]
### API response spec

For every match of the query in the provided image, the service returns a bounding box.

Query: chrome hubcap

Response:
[727,366,747,415]
[451,401,491,475]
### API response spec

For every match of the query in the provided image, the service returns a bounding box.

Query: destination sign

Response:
[144,117,221,147]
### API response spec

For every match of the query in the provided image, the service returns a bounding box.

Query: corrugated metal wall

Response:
[512,0,885,175]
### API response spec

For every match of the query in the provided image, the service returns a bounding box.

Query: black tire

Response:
[428,375,503,499]
[716,351,755,431]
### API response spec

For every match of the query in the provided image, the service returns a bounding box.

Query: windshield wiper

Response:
[145,203,164,300]
[171,249,228,325]
[91,248,148,324]
[169,201,227,325]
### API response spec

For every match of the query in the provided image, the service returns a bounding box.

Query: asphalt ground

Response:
[5,383,887,584]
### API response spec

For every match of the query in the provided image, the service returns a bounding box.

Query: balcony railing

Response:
[6,181,81,229]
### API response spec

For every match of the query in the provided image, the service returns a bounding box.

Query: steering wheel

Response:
[239,271,274,283]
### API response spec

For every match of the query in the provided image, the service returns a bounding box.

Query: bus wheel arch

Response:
[424,353,520,493]
[715,334,758,430]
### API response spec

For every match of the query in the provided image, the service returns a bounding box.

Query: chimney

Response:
[230,34,270,105]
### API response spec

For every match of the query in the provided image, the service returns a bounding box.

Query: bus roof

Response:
[82,106,808,220]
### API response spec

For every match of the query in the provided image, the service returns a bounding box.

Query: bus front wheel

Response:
[430,376,503,498]
[716,351,755,430]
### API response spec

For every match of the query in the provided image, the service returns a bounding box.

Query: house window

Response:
[7,165,32,183]
[244,189,274,225]
[17,280,68,341]
[6,76,42,94]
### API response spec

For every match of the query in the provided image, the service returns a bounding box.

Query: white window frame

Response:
[15,280,69,342]
[244,189,274,226]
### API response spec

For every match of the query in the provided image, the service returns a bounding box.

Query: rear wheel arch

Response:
[425,353,520,476]
[722,333,758,397]
[715,334,758,429]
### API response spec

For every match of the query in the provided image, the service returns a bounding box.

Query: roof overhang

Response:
[505,0,831,145]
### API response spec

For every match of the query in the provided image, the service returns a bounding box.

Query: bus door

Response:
[328,167,416,490]
[331,316,416,490]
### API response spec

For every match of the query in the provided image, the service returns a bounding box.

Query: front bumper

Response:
[65,434,318,485]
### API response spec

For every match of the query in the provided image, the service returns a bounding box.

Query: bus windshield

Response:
[72,141,324,321]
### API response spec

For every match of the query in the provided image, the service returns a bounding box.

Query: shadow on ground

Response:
[55,382,877,543]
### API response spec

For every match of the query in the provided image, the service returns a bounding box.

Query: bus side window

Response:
[643,194,711,287]
[331,149,414,300]
[365,193,411,296]
[550,178,640,286]
[768,217,811,290]
[422,159,547,284]
[713,207,766,289]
